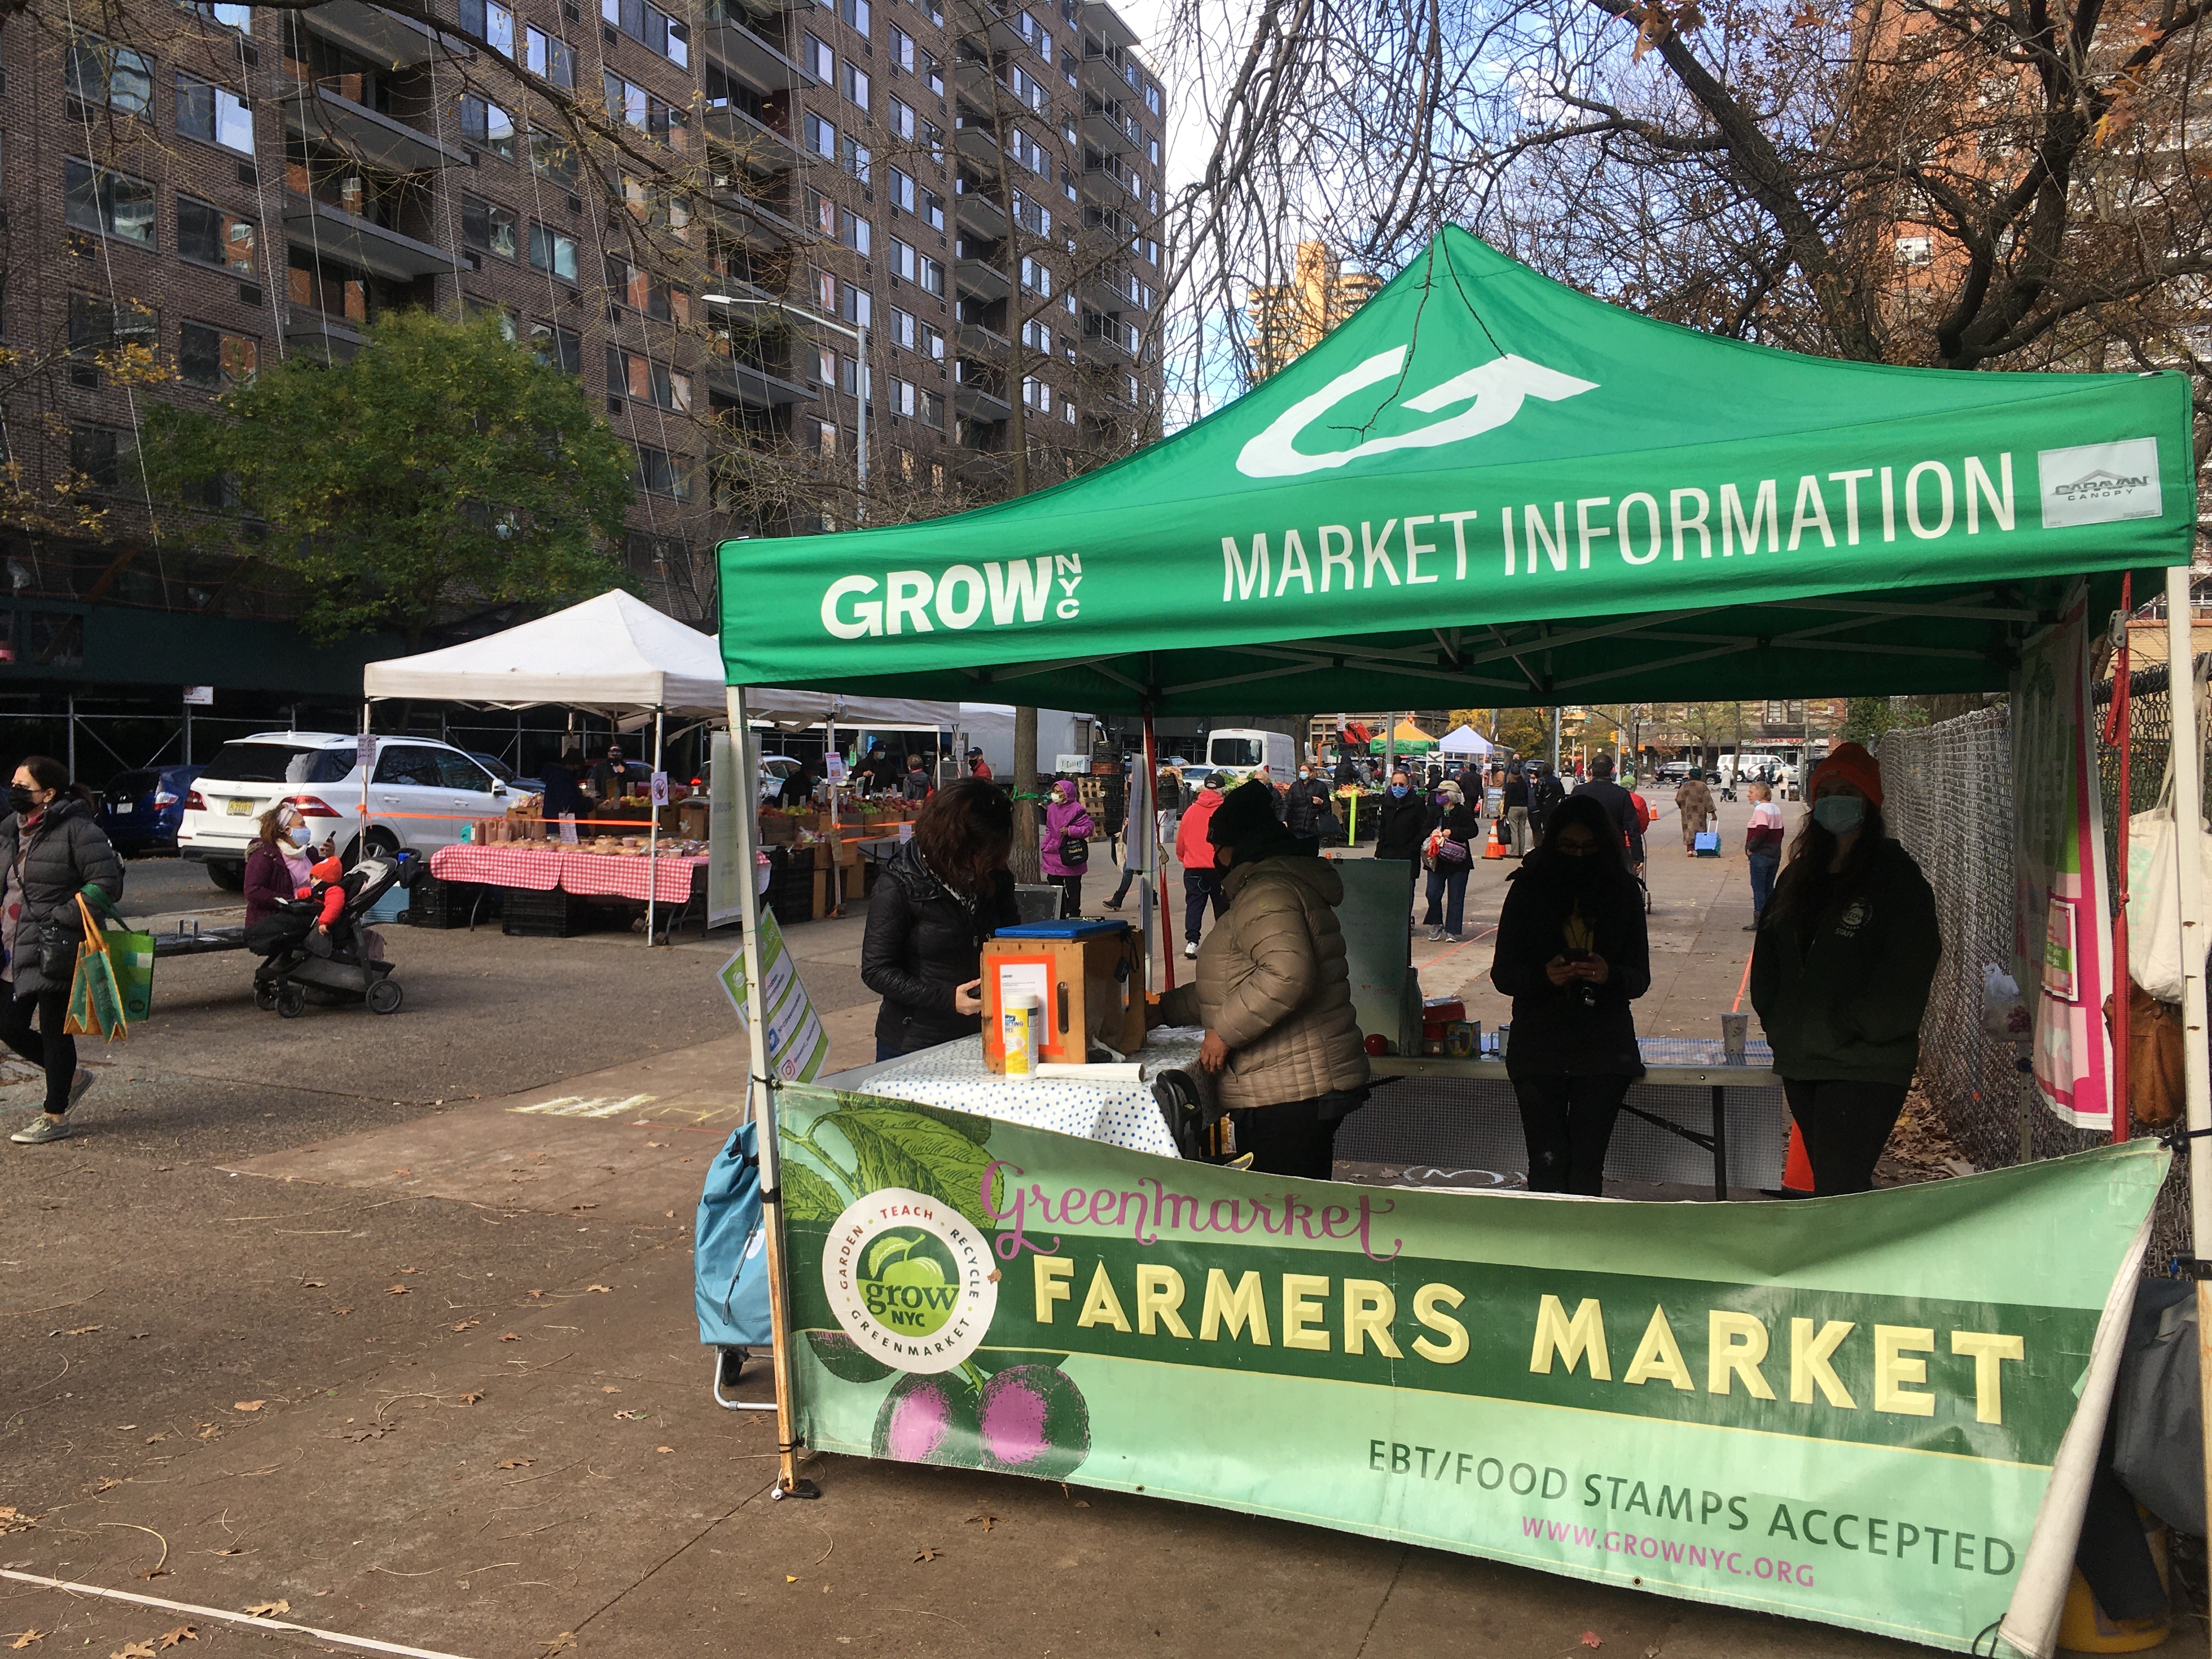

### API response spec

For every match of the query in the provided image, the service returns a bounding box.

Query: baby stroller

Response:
[251,853,416,1018]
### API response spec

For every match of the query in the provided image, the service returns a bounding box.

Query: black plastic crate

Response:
[501,887,595,938]
[403,872,478,929]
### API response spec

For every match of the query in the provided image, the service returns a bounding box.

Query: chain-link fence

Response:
[1879,668,2209,1276]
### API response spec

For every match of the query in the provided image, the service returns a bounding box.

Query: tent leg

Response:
[647,708,664,945]
[2163,569,2211,1550]
[1140,710,1157,999]
[727,686,809,1499]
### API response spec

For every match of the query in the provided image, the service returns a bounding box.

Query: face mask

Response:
[288,825,314,848]
[1813,795,1866,836]
[1388,785,1408,798]
[7,785,34,816]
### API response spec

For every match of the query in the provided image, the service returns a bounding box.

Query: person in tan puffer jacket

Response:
[1153,779,1369,1177]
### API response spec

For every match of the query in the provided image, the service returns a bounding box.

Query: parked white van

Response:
[1203,728,1296,786]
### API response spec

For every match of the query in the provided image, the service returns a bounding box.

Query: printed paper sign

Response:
[650,771,670,806]
[721,909,829,1082]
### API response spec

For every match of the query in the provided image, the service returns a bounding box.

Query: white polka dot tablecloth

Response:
[823,1030,1207,1158]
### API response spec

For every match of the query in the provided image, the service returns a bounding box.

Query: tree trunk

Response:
[1010,704,1041,883]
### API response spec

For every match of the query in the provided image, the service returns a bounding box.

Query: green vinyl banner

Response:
[774,1085,2165,1655]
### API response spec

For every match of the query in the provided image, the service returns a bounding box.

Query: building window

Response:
[1019,254,1052,296]
[839,137,871,182]
[176,74,252,153]
[634,444,689,498]
[890,25,913,71]
[843,212,871,256]
[920,255,944,296]
[890,236,915,283]
[184,1,253,26]
[890,376,915,417]
[602,0,690,65]
[531,320,582,374]
[923,46,944,94]
[890,305,915,349]
[525,26,575,87]
[461,95,517,160]
[607,257,690,323]
[603,73,686,146]
[65,37,153,116]
[814,421,838,456]
[65,161,156,247]
[528,128,579,188]
[803,33,833,80]
[803,112,835,158]
[69,425,133,492]
[1022,376,1051,411]
[68,295,156,388]
[889,167,914,215]
[528,222,578,281]
[922,320,943,359]
[607,347,693,411]
[839,284,871,326]
[843,61,870,110]
[888,97,914,140]
[464,297,517,340]
[1063,398,1075,423]
[813,267,836,311]
[179,320,257,390]
[1008,127,1047,176]
[1022,318,1051,354]
[460,193,518,258]
[839,0,870,36]
[177,197,254,273]
[922,189,944,232]
[1144,80,1161,115]
[461,0,516,55]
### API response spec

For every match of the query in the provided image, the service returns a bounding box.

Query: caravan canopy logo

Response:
[1235,347,1598,479]
[2038,439,2162,529]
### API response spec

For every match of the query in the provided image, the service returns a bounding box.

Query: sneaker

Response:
[10,1114,71,1144]
[1426,927,1445,941]
[1104,897,1123,911]
[1444,933,1465,945]
[1183,941,1199,959]
[1742,922,1758,931]
[69,1068,93,1109]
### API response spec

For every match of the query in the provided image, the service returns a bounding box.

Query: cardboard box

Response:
[678,801,710,841]
[811,868,828,921]
[980,928,1146,1071]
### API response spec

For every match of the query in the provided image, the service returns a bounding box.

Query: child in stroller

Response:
[250,851,413,1018]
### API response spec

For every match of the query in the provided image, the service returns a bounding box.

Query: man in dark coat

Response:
[1372,768,1429,921]
[1573,753,1646,870]
[1528,761,1566,840]
[0,781,122,1144]
[1284,764,1331,840]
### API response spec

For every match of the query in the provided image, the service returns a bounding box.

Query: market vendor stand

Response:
[718,227,2204,1656]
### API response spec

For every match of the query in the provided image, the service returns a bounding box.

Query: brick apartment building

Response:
[0,0,1166,748]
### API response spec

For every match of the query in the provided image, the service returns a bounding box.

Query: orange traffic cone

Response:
[1782,1122,1815,1195]
[1483,816,1507,859]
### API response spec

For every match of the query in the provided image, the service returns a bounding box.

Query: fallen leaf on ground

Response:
[110,1644,155,1658]
[966,1514,996,1532]
[496,1458,534,1470]
[602,1386,621,1395]
[458,1392,484,1406]
[656,1446,673,1453]
[10,1632,43,1649]
[243,1601,289,1618]
[143,1434,165,1444]
[398,1267,420,1274]
[156,1629,196,1649]
[527,1289,544,1299]
[301,1280,325,1289]
[569,1203,598,1212]
[912,1548,940,1563]
[210,1549,243,1557]
[234,1401,263,1412]
[340,1423,394,1442]
[613,1409,648,1421]
[785,1576,798,1584]
[448,1320,479,1333]
[1581,1635,1603,1650]
[498,1333,520,1342]
[392,1170,411,1177]
[585,1285,612,1294]
[63,1325,102,1336]
[91,1478,119,1493]
[332,1306,353,1317]
[385,1286,409,1296]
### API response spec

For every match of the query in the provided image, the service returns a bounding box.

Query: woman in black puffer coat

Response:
[1,757,123,1145]
[1489,793,1649,1195]
[861,778,1020,1061]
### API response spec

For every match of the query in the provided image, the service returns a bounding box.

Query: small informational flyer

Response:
[721,908,830,1082]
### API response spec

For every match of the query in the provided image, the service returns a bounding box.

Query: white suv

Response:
[178,731,512,891]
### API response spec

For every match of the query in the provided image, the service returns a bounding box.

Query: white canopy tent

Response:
[1438,723,1496,760]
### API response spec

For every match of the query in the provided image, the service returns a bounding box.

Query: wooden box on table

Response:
[980,921,1146,1073]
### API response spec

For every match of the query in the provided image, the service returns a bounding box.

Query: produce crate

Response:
[403,872,479,929]
[501,887,597,938]
[766,848,815,925]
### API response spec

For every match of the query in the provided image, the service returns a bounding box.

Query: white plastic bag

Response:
[2126,796,2212,1003]
[1982,963,2029,1042]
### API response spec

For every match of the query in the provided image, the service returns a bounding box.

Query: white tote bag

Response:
[2126,766,2212,1002]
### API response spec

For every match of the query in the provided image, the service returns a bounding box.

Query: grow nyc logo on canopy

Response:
[822,1188,998,1375]
[1234,346,1598,478]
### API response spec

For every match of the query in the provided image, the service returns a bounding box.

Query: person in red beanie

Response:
[1748,742,1940,1195]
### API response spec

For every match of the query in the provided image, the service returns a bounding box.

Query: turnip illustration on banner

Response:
[773,1085,2162,1657]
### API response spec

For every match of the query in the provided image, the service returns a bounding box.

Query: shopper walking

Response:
[1174,772,1229,959]
[1104,764,1155,910]
[1574,753,1646,871]
[1284,763,1330,841]
[1039,778,1095,918]
[860,778,1021,1062]
[1743,781,1784,929]
[1748,743,1940,1195]
[901,753,933,802]
[1421,781,1480,943]
[2,758,121,1145]
[1674,770,1716,855]
[1373,769,1429,921]
[1502,763,1531,857]
[1529,761,1566,841]
[1489,793,1650,1195]
[1152,781,1369,1178]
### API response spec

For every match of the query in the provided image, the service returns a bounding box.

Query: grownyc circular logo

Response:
[822,1189,998,1375]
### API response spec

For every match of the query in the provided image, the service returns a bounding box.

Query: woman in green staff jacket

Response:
[1749,742,1940,1196]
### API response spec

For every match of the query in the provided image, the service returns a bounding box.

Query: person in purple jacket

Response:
[1040,777,1096,918]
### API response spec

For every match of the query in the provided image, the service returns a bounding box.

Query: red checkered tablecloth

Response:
[557,849,707,904]
[428,844,564,891]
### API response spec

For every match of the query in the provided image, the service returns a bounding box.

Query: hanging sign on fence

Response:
[2013,585,2116,1130]
[720,909,828,1082]
[774,1085,2163,1655]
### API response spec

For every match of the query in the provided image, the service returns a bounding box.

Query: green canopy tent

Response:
[714,227,2204,1517]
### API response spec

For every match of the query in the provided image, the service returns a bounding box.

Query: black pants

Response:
[1782,1078,1909,1196]
[1232,1096,1341,1180]
[1047,873,1083,917]
[1513,1073,1634,1196]
[1182,869,1223,944]
[0,984,76,1115]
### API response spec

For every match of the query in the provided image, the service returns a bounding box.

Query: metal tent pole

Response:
[647,707,664,945]
[2163,568,2211,1547]
[65,695,75,783]
[728,686,804,1498]
[1139,710,1157,997]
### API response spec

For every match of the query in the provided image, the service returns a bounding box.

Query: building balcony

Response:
[1080,160,1141,209]
[707,104,812,176]
[708,188,806,252]
[953,121,1004,170]
[957,320,1011,358]
[1081,105,1136,155]
[282,309,366,362]
[955,256,1011,303]
[283,194,453,280]
[280,84,471,175]
[706,355,816,409]
[955,380,1012,422]
[1077,325,1133,364]
[953,182,1008,240]
[702,15,819,98]
[302,0,441,69]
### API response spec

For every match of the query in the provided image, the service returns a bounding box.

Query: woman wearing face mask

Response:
[1284,763,1331,842]
[1749,743,1940,1196]
[244,805,328,952]
[1490,794,1651,1194]
[1373,769,1429,922]
[1,758,122,1146]
[1039,777,1096,917]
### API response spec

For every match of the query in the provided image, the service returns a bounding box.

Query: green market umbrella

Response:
[718,225,2191,714]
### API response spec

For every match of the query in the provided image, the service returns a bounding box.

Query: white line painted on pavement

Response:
[0,1569,479,1659]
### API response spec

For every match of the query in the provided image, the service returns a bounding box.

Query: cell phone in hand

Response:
[1562,949,1592,964]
